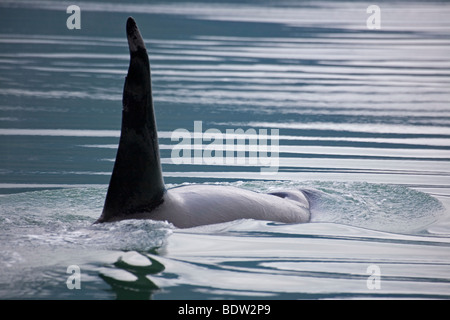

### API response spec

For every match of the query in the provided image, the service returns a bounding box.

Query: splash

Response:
[0,187,173,252]
[303,181,445,233]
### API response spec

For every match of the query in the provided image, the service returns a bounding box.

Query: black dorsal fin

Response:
[97,17,165,223]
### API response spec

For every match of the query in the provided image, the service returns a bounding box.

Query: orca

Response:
[96,17,310,228]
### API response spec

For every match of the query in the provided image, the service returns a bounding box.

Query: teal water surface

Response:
[1,0,450,299]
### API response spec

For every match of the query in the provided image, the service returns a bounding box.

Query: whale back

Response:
[97,18,165,223]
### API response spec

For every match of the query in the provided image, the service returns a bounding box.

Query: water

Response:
[1,0,450,299]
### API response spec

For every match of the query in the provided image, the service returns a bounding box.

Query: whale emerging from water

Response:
[95,17,310,228]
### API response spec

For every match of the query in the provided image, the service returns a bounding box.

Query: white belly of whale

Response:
[130,185,310,228]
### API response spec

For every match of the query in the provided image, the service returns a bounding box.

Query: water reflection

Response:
[99,251,165,300]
